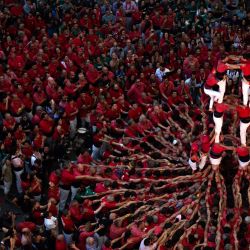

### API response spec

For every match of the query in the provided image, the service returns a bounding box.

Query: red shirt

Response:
[61,215,75,232]
[86,68,100,84]
[64,102,78,120]
[48,186,60,202]
[241,63,250,77]
[95,183,108,193]
[10,98,24,115]
[159,81,174,97]
[32,209,43,225]
[210,143,226,155]
[10,5,23,16]
[109,224,126,240]
[127,82,145,102]
[236,146,249,157]
[3,117,16,130]
[61,169,76,186]
[17,222,36,232]
[23,96,33,111]
[48,203,58,217]
[55,239,67,250]
[69,205,83,222]
[33,91,46,105]
[78,231,94,250]
[236,106,250,119]
[214,103,229,113]
[77,154,92,164]
[128,106,142,121]
[39,119,54,135]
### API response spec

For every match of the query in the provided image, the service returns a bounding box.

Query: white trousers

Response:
[213,115,223,143]
[209,156,222,166]
[199,154,208,169]
[3,181,12,195]
[204,88,221,109]
[217,79,226,103]
[188,158,197,171]
[240,121,250,146]
[70,186,79,201]
[238,159,250,169]
[14,169,24,194]
[242,78,249,106]
[59,188,70,211]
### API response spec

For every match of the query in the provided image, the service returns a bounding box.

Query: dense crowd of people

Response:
[0,0,250,249]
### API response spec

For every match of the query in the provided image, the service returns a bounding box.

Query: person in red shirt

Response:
[55,234,67,250]
[128,103,142,121]
[204,73,221,111]
[199,134,213,170]
[176,79,192,104]
[236,146,249,170]
[48,183,60,204]
[76,92,94,127]
[77,150,92,165]
[14,125,26,144]
[45,77,60,102]
[61,210,75,245]
[159,77,174,101]
[39,113,54,137]
[188,142,200,171]
[10,94,24,122]
[59,163,86,212]
[78,221,95,250]
[29,174,42,201]
[86,64,100,84]
[59,163,77,212]
[127,79,145,103]
[183,54,200,78]
[166,90,184,109]
[3,113,16,131]
[109,220,127,240]
[33,86,47,106]
[32,202,46,228]
[64,99,78,139]
[209,143,234,171]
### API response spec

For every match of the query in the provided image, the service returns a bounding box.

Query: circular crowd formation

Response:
[0,0,250,250]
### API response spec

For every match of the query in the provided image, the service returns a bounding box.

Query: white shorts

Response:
[189,158,197,171]
[209,156,222,166]
[238,160,249,169]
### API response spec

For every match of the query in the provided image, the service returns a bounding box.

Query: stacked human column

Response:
[189,55,250,171]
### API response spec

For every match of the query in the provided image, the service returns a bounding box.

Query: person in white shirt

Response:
[155,64,170,82]
[139,237,157,250]
[44,212,57,231]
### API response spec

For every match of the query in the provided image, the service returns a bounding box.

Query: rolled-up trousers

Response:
[199,154,208,169]
[213,115,223,143]
[240,120,250,146]
[242,78,249,106]
[59,187,70,211]
[217,79,226,103]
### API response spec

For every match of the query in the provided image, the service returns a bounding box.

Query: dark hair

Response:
[188,234,196,244]
[144,238,151,246]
